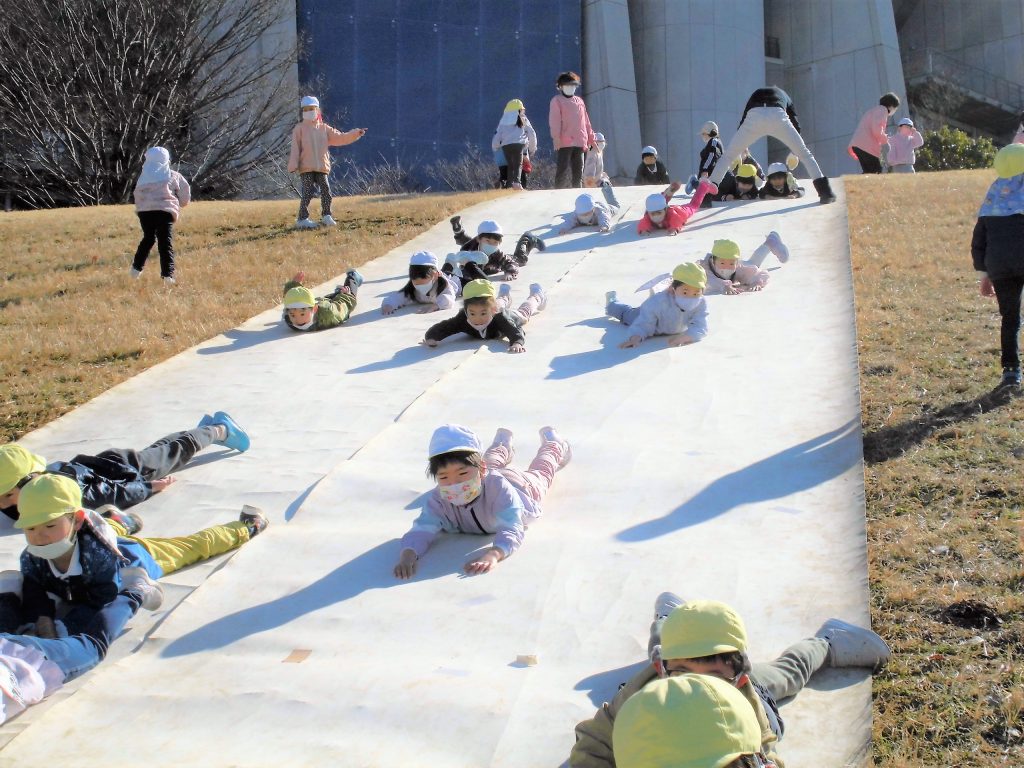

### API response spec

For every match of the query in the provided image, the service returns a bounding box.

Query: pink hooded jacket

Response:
[288,120,363,174]
[548,94,596,151]
[848,105,890,158]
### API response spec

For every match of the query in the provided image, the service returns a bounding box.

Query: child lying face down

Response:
[422,279,547,354]
[606,262,709,349]
[698,239,771,295]
[637,179,716,237]
[381,251,457,315]
[282,269,363,332]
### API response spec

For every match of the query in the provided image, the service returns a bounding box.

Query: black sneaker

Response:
[450,215,462,232]
[239,505,269,538]
[529,234,547,252]
[1000,367,1022,390]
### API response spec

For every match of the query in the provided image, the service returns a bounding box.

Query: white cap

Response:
[898,117,914,127]
[594,132,606,143]
[476,220,503,237]
[575,194,595,214]
[766,162,788,176]
[300,96,319,108]
[700,121,719,136]
[409,251,438,268]
[645,193,668,213]
[428,424,482,457]
[642,145,658,156]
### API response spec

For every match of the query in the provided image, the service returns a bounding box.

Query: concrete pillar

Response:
[582,0,643,182]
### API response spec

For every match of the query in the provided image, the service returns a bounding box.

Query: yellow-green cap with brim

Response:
[711,240,741,261]
[284,286,316,309]
[0,445,46,495]
[735,163,758,180]
[462,279,496,301]
[661,600,748,660]
[15,474,82,529]
[671,263,708,291]
[994,143,1024,179]
[613,674,762,768]
[504,99,524,113]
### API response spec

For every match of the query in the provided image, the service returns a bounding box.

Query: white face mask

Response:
[26,534,77,560]
[577,212,594,225]
[413,281,433,296]
[478,243,498,256]
[302,110,317,122]
[596,142,606,151]
[674,295,701,312]
[439,474,483,506]
[561,85,577,97]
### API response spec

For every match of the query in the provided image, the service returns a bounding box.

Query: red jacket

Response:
[637,205,689,235]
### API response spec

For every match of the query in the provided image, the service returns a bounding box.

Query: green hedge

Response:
[915,126,997,171]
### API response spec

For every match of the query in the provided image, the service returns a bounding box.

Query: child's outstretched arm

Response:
[493,314,526,353]
[394,505,444,579]
[422,314,465,347]
[464,500,524,574]
[326,126,367,146]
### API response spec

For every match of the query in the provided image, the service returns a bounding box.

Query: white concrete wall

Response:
[766,0,907,176]
[627,0,766,183]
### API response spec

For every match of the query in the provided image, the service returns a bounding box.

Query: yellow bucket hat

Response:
[283,286,316,309]
[735,163,758,180]
[15,474,82,529]
[661,600,748,660]
[0,445,46,495]
[671,263,708,291]
[613,674,762,768]
[710,239,741,261]
[462,279,497,301]
[504,99,525,113]
[993,143,1024,179]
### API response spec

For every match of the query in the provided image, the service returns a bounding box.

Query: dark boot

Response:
[512,234,532,266]
[813,177,837,204]
[450,216,470,245]
[529,234,546,252]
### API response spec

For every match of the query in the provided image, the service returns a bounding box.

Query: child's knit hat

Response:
[0,445,46,495]
[659,600,748,660]
[15,474,82,529]
[671,263,708,291]
[710,240,741,261]
[428,424,482,457]
[645,193,668,213]
[284,286,316,308]
[410,251,438,268]
[462,279,496,301]
[735,163,758,182]
[575,194,595,214]
[641,145,658,157]
[476,220,503,238]
[766,162,788,177]
[613,674,761,768]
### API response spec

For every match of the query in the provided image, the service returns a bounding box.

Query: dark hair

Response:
[687,650,750,677]
[428,450,485,478]
[556,71,580,86]
[400,266,440,301]
[724,756,761,768]
[463,296,496,310]
[879,92,901,109]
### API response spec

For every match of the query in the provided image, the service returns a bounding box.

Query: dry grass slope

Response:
[0,174,1021,765]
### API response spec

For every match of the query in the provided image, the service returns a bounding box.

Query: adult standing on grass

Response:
[130,147,190,285]
[288,96,367,230]
[549,71,596,189]
[848,92,900,174]
[972,143,1024,390]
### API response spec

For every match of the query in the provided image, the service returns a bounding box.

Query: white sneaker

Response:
[529,283,547,312]
[654,591,684,619]
[120,567,164,611]
[492,428,515,461]
[605,290,617,314]
[815,618,891,672]
[0,570,23,599]
[765,231,790,263]
[295,218,318,229]
[321,215,338,226]
[129,267,142,279]
[163,276,176,286]
[539,427,572,469]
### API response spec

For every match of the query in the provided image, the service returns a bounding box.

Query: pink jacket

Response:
[637,205,688,235]
[133,171,190,220]
[886,129,924,166]
[288,121,362,174]
[1014,130,1023,145]
[548,94,596,151]
[698,254,768,294]
[848,105,890,158]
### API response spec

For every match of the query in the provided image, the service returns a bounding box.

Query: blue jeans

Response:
[0,593,140,682]
[607,300,640,326]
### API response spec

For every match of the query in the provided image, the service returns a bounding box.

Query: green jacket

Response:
[282,280,356,332]
[569,663,783,767]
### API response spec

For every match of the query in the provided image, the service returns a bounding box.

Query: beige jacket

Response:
[287,121,362,174]
[569,664,783,767]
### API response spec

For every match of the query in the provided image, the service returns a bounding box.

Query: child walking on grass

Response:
[0,413,249,522]
[393,423,570,577]
[606,262,708,349]
[130,146,190,285]
[282,269,363,332]
[423,279,547,354]
[14,474,267,639]
[381,251,457,315]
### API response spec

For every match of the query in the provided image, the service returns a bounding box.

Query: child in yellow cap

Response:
[714,162,761,202]
[492,99,537,190]
[282,269,363,332]
[0,412,249,522]
[423,278,547,354]
[393,423,570,578]
[14,474,267,640]
[612,674,764,768]
[698,239,771,295]
[606,263,709,349]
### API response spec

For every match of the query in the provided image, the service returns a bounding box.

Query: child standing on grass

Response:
[637,179,717,236]
[130,147,190,285]
[886,118,924,173]
[972,143,1024,390]
[423,279,546,354]
[0,413,249,522]
[14,474,267,639]
[281,269,363,332]
[606,262,709,349]
[492,99,537,190]
[393,423,570,578]
[381,252,456,315]
[287,96,367,229]
[697,239,770,295]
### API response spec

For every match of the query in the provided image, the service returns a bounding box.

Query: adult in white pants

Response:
[711,86,836,204]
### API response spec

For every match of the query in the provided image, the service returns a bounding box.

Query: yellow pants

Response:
[109,520,251,576]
